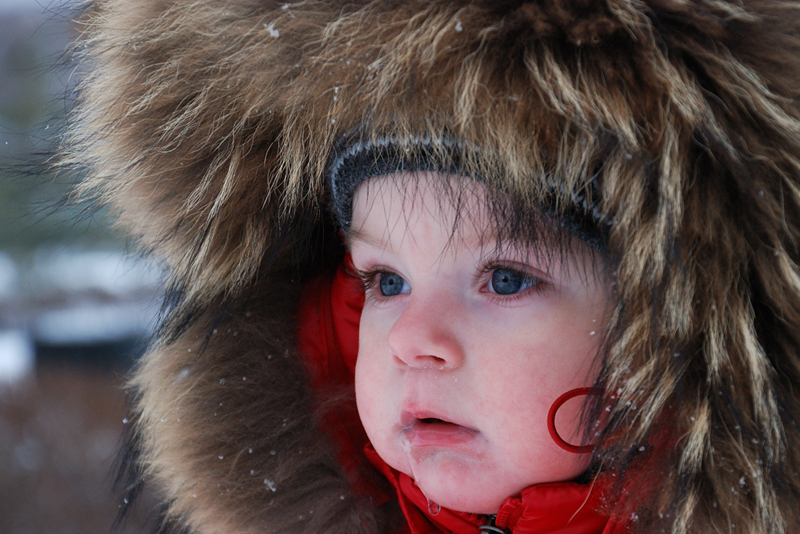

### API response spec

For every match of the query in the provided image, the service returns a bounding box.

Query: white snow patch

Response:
[34,300,156,344]
[264,22,280,38]
[31,249,160,296]
[0,330,34,384]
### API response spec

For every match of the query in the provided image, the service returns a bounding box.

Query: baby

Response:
[347,171,610,515]
[294,144,624,531]
[68,1,800,533]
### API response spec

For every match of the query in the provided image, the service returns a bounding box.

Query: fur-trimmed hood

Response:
[63,1,800,532]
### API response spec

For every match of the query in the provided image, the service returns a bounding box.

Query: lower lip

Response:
[405,421,478,447]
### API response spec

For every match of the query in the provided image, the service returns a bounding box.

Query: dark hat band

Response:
[328,134,468,232]
[327,135,608,253]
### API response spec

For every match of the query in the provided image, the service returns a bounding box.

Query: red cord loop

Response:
[547,387,596,454]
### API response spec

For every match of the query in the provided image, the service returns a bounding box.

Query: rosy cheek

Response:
[355,363,372,415]
[355,352,384,436]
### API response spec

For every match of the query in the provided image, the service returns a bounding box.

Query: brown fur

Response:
[61,1,800,532]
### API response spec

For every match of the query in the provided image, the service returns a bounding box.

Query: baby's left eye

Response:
[488,267,540,295]
[378,272,409,297]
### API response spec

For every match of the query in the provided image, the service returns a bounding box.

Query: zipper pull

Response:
[479,515,509,534]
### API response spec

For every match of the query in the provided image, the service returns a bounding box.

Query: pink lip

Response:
[401,409,479,447]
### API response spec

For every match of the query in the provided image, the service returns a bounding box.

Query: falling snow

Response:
[264,22,280,38]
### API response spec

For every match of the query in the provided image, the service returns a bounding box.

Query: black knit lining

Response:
[327,135,608,253]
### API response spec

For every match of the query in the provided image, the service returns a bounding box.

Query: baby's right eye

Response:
[378,272,410,297]
[489,267,539,295]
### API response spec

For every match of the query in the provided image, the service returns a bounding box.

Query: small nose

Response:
[387,292,465,369]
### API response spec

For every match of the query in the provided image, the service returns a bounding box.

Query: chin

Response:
[412,463,507,515]
[418,481,504,515]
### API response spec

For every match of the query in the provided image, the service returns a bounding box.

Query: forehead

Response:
[346,171,593,268]
[348,172,489,245]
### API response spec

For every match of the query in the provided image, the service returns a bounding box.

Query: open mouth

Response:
[401,411,479,448]
[419,417,447,425]
[401,409,464,428]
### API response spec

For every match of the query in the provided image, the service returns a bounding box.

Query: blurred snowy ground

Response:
[0,2,163,532]
[0,248,161,376]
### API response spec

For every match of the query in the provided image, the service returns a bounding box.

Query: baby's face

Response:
[349,173,611,514]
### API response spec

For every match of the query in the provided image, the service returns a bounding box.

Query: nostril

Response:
[419,355,448,368]
[394,354,450,368]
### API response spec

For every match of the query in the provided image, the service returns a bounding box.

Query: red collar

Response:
[365,445,623,534]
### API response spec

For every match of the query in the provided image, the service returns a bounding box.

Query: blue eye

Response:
[378,272,409,297]
[489,268,537,295]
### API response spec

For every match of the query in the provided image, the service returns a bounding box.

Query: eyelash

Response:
[354,267,387,293]
[351,263,548,305]
[352,267,400,306]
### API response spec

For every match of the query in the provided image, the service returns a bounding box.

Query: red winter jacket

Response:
[297,262,629,534]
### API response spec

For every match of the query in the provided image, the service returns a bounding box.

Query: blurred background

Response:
[0,1,162,532]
